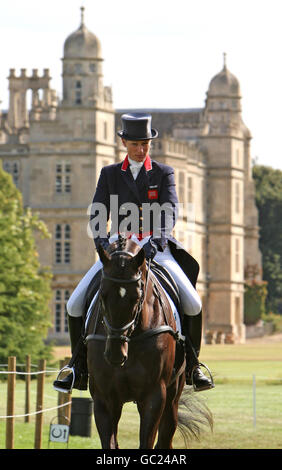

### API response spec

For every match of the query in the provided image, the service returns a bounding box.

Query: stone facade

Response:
[0,11,261,344]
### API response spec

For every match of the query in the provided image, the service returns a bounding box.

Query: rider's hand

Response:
[99,238,110,251]
[143,239,158,260]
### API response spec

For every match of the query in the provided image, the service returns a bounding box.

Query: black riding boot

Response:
[183,312,214,392]
[53,315,88,393]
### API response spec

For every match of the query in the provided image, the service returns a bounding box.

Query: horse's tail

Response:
[177,387,213,447]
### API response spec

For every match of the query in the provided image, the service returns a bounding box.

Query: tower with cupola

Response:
[200,54,255,342]
[60,7,115,145]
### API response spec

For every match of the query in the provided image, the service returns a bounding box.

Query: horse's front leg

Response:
[137,382,167,449]
[155,374,185,449]
[93,396,122,449]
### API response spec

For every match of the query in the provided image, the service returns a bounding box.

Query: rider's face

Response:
[122,139,151,162]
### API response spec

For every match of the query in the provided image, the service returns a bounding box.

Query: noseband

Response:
[102,271,142,284]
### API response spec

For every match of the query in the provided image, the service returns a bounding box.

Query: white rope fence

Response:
[0,369,58,376]
[211,375,282,381]
[0,401,72,419]
[0,363,70,420]
[1,356,74,450]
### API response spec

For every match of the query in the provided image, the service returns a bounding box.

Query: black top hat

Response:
[117,113,158,140]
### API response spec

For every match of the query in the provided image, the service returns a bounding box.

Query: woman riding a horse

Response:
[53,113,214,395]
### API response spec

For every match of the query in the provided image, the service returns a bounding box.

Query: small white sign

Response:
[49,424,69,443]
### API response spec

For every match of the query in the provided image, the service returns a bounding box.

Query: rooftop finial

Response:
[80,6,85,27]
[223,52,227,70]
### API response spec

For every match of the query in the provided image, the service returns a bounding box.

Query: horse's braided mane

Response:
[107,234,127,255]
[117,233,127,251]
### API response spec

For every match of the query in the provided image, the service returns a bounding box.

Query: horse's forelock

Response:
[106,238,145,277]
[109,250,144,277]
[109,237,140,256]
[115,253,131,270]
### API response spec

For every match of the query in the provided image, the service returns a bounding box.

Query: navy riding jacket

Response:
[90,155,178,250]
[90,155,199,285]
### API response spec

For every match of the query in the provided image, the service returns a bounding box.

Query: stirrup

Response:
[191,362,215,391]
[53,365,75,394]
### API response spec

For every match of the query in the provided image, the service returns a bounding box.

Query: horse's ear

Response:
[97,244,111,266]
[132,247,145,270]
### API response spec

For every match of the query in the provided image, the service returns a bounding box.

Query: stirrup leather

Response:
[53,365,75,394]
[191,362,214,391]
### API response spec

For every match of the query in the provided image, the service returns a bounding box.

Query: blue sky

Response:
[1,0,282,170]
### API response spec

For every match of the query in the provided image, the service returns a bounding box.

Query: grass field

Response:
[0,337,282,449]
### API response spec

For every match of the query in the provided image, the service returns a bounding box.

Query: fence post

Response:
[25,354,31,423]
[253,374,256,429]
[6,356,16,449]
[34,359,46,449]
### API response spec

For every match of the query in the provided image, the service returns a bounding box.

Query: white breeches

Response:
[67,235,202,318]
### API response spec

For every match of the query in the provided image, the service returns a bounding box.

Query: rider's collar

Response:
[121,155,152,172]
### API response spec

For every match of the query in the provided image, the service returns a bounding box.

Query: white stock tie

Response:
[128,157,144,180]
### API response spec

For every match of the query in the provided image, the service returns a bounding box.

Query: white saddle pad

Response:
[163,290,182,334]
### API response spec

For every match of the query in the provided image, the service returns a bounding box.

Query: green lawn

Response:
[0,339,282,449]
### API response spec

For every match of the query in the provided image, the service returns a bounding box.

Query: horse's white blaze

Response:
[119,287,126,298]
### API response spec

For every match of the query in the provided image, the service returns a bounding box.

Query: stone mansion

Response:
[0,10,262,344]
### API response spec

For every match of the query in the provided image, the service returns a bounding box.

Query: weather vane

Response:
[80,5,85,26]
[223,52,227,69]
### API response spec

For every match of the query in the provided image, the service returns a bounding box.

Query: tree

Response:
[252,165,282,313]
[244,280,267,325]
[0,162,52,365]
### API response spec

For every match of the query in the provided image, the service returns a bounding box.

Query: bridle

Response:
[99,252,147,343]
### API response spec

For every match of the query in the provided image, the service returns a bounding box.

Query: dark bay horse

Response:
[84,237,212,449]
